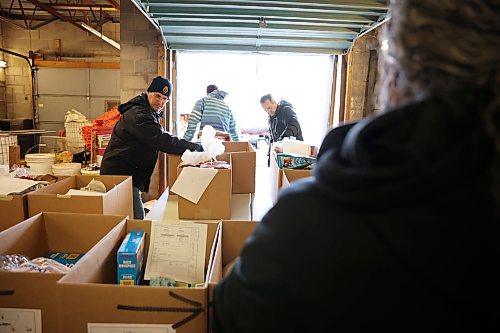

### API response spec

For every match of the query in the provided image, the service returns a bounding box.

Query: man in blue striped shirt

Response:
[183,84,239,141]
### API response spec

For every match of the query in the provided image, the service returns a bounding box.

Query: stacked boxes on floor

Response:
[0,212,127,333]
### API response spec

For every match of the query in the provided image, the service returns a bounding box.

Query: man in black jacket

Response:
[101,76,202,219]
[260,94,303,142]
[213,0,500,332]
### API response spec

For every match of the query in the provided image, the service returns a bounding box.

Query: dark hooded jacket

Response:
[100,93,201,192]
[213,87,499,332]
[269,100,303,142]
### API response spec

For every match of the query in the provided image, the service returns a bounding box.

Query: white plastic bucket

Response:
[52,163,81,176]
[25,153,56,175]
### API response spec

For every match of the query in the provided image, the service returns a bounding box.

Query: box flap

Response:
[172,167,219,204]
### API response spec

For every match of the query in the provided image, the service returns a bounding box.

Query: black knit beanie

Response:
[147,76,172,97]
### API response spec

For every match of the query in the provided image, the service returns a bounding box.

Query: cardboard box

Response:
[218,141,256,194]
[27,175,133,217]
[281,169,312,190]
[177,167,232,220]
[0,194,28,232]
[117,230,145,285]
[167,154,182,193]
[0,212,127,333]
[270,151,312,203]
[57,219,221,333]
[208,221,258,331]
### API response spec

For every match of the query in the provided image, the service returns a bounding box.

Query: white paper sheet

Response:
[0,308,42,333]
[144,222,207,283]
[170,167,218,204]
[0,177,43,195]
[87,323,175,333]
[65,189,104,196]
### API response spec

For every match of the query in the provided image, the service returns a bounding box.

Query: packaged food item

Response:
[0,254,30,271]
[45,252,85,268]
[149,276,204,288]
[200,161,231,169]
[117,230,145,285]
[30,257,71,273]
[275,153,316,170]
[0,255,71,273]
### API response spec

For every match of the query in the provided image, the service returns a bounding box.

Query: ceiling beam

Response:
[50,4,117,11]
[105,0,120,11]
[0,13,29,29]
[24,0,89,32]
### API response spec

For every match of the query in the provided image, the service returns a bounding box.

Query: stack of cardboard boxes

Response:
[0,141,260,333]
[170,141,256,221]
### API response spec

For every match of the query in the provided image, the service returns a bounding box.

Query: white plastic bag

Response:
[181,150,211,165]
[200,125,225,159]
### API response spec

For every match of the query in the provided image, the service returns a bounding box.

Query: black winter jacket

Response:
[269,100,303,142]
[213,87,499,332]
[100,93,200,192]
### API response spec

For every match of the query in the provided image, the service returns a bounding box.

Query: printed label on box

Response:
[0,308,42,333]
[46,252,85,268]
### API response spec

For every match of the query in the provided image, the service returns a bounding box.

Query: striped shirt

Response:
[183,90,239,141]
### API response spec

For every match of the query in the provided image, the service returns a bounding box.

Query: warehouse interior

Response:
[3,0,496,332]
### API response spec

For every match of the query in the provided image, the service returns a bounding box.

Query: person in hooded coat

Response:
[100,76,202,219]
[212,0,500,332]
[260,94,303,142]
[183,84,239,142]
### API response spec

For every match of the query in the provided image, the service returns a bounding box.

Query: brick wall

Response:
[0,20,119,120]
[348,29,382,121]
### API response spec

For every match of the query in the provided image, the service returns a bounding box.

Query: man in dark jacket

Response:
[260,94,303,142]
[213,0,500,332]
[101,76,202,219]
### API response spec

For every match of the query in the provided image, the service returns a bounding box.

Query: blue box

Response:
[117,230,145,285]
[45,252,85,268]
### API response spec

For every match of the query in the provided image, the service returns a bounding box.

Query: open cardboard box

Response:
[167,154,183,194]
[223,141,256,194]
[208,221,258,331]
[27,175,133,217]
[57,219,221,333]
[0,212,127,333]
[0,194,28,232]
[217,141,256,194]
[176,166,232,220]
[270,151,313,204]
[281,169,313,190]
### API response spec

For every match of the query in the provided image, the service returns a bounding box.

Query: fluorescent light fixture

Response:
[80,23,120,50]
[0,61,7,68]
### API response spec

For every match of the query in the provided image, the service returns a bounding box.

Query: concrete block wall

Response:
[348,29,381,121]
[121,0,165,200]
[0,20,119,119]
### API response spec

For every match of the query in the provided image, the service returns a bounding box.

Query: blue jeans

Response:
[133,186,145,219]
